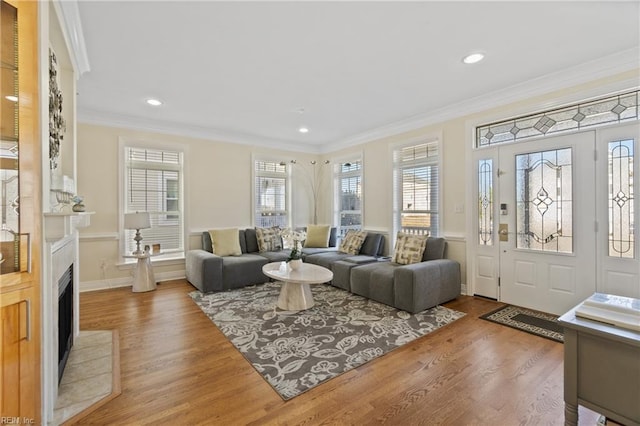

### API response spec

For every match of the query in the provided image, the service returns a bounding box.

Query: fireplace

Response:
[58,264,74,384]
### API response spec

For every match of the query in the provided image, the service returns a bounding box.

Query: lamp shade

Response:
[124,212,151,230]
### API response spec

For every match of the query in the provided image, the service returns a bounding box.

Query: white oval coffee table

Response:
[262,261,333,311]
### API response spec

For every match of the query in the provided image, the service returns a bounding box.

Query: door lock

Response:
[499,224,509,242]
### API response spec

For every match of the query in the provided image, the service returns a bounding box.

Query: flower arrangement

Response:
[71,195,85,212]
[281,229,306,261]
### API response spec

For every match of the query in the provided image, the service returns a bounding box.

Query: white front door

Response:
[498,133,597,315]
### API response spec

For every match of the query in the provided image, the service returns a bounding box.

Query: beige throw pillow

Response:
[209,228,242,256]
[303,224,331,248]
[339,230,368,255]
[256,226,281,252]
[392,232,427,265]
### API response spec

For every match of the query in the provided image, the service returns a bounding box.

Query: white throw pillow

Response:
[209,228,242,256]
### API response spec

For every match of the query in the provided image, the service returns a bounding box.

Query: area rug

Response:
[480,305,564,343]
[189,282,464,400]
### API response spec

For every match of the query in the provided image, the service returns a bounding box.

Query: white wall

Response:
[76,69,639,291]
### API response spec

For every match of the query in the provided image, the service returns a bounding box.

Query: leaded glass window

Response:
[478,159,493,246]
[477,91,639,147]
[608,139,635,258]
[516,148,573,253]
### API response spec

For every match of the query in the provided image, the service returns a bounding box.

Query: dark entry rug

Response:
[480,305,564,343]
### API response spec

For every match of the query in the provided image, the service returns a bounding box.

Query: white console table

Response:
[558,302,640,426]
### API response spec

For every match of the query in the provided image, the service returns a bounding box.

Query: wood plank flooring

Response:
[78,280,601,425]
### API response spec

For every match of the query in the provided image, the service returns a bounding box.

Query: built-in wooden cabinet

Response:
[0,0,41,423]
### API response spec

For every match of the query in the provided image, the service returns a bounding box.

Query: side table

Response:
[124,252,157,292]
[558,299,640,426]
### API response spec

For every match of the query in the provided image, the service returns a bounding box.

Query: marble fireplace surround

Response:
[43,212,92,422]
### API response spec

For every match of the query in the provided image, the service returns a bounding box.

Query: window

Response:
[254,159,289,228]
[478,159,494,246]
[393,141,440,236]
[122,145,184,256]
[333,159,363,238]
[608,139,635,258]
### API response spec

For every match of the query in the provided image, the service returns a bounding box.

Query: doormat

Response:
[480,305,564,343]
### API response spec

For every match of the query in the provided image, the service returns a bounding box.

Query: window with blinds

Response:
[393,141,440,236]
[334,160,362,238]
[123,146,184,255]
[254,160,289,228]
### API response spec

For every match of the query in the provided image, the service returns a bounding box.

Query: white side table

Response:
[124,252,157,292]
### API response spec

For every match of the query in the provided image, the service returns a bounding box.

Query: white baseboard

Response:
[461,283,468,295]
[80,269,186,292]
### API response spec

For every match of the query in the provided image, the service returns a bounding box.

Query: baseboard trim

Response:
[81,270,186,292]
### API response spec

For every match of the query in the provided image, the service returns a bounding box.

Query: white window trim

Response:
[331,152,364,240]
[251,153,292,229]
[118,137,188,262]
[390,134,442,246]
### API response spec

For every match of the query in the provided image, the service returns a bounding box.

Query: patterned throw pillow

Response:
[339,230,368,255]
[392,232,427,265]
[255,227,281,252]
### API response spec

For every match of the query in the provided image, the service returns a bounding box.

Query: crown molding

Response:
[77,109,324,154]
[53,0,91,76]
[321,48,640,153]
[78,48,638,155]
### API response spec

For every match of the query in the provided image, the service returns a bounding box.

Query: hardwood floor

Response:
[78,280,601,425]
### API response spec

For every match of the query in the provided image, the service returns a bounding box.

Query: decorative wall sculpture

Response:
[49,49,66,170]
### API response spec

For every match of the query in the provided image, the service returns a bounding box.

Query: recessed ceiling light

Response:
[463,52,485,64]
[298,127,309,134]
[146,98,162,106]
[5,95,18,102]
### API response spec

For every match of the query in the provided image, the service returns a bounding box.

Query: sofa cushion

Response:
[258,250,291,262]
[350,262,395,306]
[244,228,259,253]
[304,224,331,248]
[202,232,214,253]
[392,232,427,265]
[423,237,446,261]
[360,233,384,256]
[339,230,368,255]
[256,226,282,252]
[209,228,242,256]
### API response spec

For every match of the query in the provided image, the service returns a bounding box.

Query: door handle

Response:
[499,224,509,241]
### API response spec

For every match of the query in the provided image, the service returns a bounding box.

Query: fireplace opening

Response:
[58,264,74,384]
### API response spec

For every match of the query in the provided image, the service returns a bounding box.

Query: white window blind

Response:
[333,160,363,238]
[123,146,184,255]
[254,160,289,228]
[393,141,440,236]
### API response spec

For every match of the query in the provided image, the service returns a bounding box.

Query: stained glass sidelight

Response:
[608,139,635,258]
[515,148,573,253]
[478,159,493,245]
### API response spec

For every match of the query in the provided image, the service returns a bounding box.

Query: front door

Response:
[471,123,640,314]
[498,133,596,315]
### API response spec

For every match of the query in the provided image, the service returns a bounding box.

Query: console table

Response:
[558,302,640,426]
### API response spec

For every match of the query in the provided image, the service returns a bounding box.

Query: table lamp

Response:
[124,212,151,254]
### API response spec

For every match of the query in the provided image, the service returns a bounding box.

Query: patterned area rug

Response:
[190,282,465,400]
[480,305,564,343]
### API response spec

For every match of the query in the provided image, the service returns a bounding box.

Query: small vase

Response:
[72,203,85,212]
[289,259,302,271]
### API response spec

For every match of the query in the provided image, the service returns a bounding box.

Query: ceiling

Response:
[75,1,640,153]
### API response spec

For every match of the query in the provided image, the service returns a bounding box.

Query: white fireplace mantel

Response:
[44,211,94,243]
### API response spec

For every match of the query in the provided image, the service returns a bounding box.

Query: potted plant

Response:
[282,229,306,270]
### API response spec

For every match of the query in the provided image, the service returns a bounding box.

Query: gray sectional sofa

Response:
[185,228,337,292]
[185,228,461,313]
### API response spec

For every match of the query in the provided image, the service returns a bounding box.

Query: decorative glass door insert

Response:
[515,148,573,253]
[608,139,634,258]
